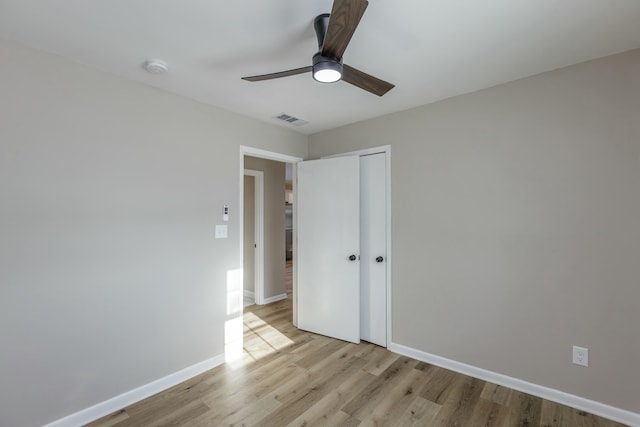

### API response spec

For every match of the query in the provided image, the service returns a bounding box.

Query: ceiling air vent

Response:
[274,113,309,127]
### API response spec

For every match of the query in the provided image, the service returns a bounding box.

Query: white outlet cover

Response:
[572,346,589,367]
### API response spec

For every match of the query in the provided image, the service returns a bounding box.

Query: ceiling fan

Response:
[241,0,394,97]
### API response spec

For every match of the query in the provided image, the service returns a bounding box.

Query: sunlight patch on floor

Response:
[227,310,295,370]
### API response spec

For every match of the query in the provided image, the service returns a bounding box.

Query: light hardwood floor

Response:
[88,292,627,427]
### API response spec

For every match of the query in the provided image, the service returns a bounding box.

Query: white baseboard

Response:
[243,290,255,299]
[43,354,225,427]
[389,342,639,427]
[261,293,288,305]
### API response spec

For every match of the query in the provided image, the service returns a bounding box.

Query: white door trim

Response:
[239,146,303,314]
[241,146,303,163]
[322,145,392,348]
[244,169,264,305]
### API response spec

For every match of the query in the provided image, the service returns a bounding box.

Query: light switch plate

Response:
[215,224,228,239]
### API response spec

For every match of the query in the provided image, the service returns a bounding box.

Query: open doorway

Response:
[243,157,287,306]
[240,147,302,317]
[243,169,263,307]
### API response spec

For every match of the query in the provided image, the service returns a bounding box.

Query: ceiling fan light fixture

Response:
[241,0,394,96]
[312,53,343,83]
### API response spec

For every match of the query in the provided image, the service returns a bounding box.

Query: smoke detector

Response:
[143,59,168,74]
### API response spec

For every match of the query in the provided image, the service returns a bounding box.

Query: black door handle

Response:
[376,256,384,263]
[348,254,357,261]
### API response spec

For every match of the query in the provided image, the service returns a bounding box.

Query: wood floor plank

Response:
[199,356,299,407]
[414,361,432,371]
[540,398,578,426]
[418,365,461,404]
[294,339,349,369]
[360,344,401,376]
[258,356,368,426]
[394,396,441,426]
[508,389,543,427]
[215,394,282,427]
[202,362,306,410]
[349,340,380,361]
[305,410,361,427]
[87,273,629,427]
[481,382,514,406]
[430,376,485,427]
[470,398,512,427]
[252,363,308,400]
[287,337,337,362]
[115,400,209,427]
[358,366,431,426]
[271,342,365,406]
[185,394,280,427]
[341,356,418,420]
[115,375,216,423]
[285,369,374,427]
[453,376,486,420]
[147,403,210,427]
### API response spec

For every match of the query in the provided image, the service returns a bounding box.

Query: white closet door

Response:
[360,153,387,346]
[297,156,360,343]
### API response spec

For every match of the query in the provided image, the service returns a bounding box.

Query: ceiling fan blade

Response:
[242,66,312,82]
[342,64,395,96]
[322,0,369,60]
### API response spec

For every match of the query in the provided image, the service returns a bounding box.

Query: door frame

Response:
[239,146,303,310]
[243,169,264,305]
[323,145,392,348]
[239,144,392,346]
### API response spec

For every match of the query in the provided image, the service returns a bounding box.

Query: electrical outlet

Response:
[572,346,589,367]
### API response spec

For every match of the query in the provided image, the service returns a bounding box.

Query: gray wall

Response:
[0,38,306,427]
[243,175,255,294]
[309,49,640,413]
[244,156,286,299]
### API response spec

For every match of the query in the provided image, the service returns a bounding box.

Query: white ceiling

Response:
[1,0,639,135]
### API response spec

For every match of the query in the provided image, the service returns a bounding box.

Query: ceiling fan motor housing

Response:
[314,13,331,50]
[312,13,343,83]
